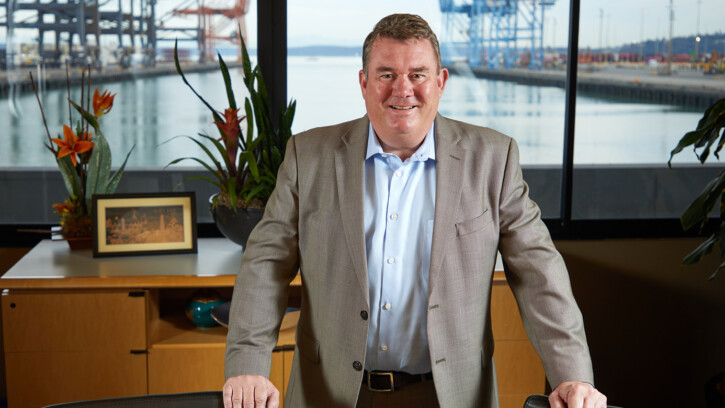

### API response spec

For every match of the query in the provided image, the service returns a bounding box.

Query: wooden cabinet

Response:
[1,290,149,407]
[491,281,546,408]
[1,240,543,408]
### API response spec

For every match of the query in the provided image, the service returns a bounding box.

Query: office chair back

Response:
[524,394,621,408]
[43,391,223,408]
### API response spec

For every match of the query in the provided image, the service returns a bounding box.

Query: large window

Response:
[287,1,571,217]
[2,0,724,233]
[1,0,258,224]
[572,0,724,219]
[1,0,258,168]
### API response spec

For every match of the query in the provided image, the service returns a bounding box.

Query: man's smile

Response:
[390,105,416,110]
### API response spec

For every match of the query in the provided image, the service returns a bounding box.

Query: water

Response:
[1,56,705,167]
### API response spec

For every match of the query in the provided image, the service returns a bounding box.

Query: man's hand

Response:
[549,381,607,408]
[223,375,279,408]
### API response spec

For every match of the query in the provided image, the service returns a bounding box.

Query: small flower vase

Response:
[185,289,226,328]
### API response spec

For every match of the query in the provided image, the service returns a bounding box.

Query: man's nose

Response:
[391,76,413,97]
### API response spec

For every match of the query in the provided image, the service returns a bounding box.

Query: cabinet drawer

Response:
[2,290,147,352]
[5,350,148,408]
[148,346,226,394]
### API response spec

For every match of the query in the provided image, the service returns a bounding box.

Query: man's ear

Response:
[359,69,369,98]
[438,68,449,92]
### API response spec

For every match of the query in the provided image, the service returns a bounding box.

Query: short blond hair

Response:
[362,14,442,77]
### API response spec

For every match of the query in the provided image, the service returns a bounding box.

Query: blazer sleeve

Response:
[496,138,594,388]
[224,135,301,379]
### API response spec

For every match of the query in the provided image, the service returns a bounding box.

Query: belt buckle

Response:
[367,371,394,392]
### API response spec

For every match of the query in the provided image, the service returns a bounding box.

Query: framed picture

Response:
[92,192,197,257]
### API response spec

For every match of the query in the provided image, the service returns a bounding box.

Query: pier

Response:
[448,63,725,108]
[0,60,243,97]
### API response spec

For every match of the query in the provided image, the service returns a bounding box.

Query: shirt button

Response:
[387,257,395,264]
[360,310,368,320]
[353,361,363,371]
[395,171,402,177]
[390,213,398,220]
[381,154,388,158]
[383,303,391,310]
[381,344,388,351]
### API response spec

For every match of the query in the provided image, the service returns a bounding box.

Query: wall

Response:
[2,240,725,406]
[556,238,725,408]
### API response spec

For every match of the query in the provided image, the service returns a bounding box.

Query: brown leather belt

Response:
[363,370,434,392]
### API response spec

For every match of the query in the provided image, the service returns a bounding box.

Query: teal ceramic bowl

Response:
[185,289,226,328]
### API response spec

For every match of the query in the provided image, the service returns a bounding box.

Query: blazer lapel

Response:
[334,117,370,305]
[429,115,465,296]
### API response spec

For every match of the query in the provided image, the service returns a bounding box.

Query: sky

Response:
[282,0,721,49]
[1,0,722,51]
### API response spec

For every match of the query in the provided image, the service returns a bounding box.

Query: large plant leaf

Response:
[218,52,237,111]
[711,261,725,280]
[105,145,136,194]
[69,100,99,130]
[243,99,254,151]
[239,151,259,182]
[174,40,225,139]
[239,27,253,87]
[680,168,725,231]
[682,233,718,265]
[85,128,112,210]
[167,156,224,184]
[56,155,82,197]
[175,175,224,192]
[669,98,725,165]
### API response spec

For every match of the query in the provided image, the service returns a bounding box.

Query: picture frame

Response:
[92,192,197,257]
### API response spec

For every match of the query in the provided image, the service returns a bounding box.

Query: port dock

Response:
[448,63,725,108]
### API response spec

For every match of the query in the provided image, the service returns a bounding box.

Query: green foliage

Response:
[170,35,296,210]
[669,98,725,279]
[64,101,134,212]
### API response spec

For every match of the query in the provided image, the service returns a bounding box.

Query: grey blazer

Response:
[225,114,593,408]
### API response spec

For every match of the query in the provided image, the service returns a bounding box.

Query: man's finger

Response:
[254,383,269,408]
[549,391,566,408]
[222,381,234,408]
[566,388,585,408]
[242,386,256,408]
[267,384,280,408]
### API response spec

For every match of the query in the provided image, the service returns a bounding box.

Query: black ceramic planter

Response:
[209,194,264,249]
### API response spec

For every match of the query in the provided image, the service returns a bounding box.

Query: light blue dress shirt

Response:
[363,122,436,374]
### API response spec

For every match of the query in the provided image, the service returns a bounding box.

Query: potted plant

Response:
[31,67,134,248]
[668,98,725,279]
[169,37,296,248]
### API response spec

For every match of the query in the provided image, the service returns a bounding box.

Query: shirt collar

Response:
[365,122,436,162]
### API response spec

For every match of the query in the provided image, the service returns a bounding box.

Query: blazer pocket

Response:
[296,324,320,364]
[455,210,492,236]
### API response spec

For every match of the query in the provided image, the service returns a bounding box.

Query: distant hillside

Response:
[603,32,725,56]
[210,45,359,58]
[287,45,360,57]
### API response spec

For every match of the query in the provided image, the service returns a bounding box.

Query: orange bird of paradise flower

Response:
[51,125,94,166]
[93,89,116,117]
[215,107,243,173]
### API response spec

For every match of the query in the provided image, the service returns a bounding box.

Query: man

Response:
[223,13,607,408]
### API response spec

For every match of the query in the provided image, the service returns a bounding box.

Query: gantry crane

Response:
[169,0,247,62]
[439,0,555,69]
[0,0,156,68]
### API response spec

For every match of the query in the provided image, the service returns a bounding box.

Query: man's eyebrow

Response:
[375,66,431,73]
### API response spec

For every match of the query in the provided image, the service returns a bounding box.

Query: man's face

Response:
[359,37,449,155]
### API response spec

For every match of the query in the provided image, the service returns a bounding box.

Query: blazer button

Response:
[360,310,368,320]
[353,361,363,371]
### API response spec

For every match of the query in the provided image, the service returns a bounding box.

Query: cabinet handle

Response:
[130,349,148,354]
[128,291,145,297]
